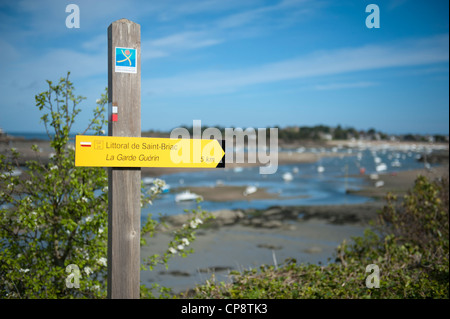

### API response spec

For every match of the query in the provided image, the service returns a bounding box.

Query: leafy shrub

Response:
[0,73,109,298]
[193,175,449,299]
[0,73,211,298]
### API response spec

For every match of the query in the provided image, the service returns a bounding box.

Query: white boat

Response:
[375,180,385,188]
[175,190,203,202]
[282,172,293,182]
[317,165,325,173]
[391,159,401,167]
[11,169,23,177]
[243,185,257,196]
[142,177,154,185]
[375,163,387,172]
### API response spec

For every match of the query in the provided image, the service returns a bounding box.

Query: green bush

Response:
[0,73,109,298]
[193,175,449,299]
[0,73,211,299]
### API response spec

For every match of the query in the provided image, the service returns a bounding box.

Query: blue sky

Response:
[0,0,448,135]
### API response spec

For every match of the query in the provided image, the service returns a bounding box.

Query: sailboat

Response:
[175,190,203,202]
[282,172,293,182]
[243,185,257,196]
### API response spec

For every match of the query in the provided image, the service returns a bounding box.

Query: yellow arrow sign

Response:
[75,135,225,168]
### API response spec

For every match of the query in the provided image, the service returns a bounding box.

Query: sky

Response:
[0,0,448,135]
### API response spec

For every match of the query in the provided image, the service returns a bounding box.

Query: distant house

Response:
[319,132,333,141]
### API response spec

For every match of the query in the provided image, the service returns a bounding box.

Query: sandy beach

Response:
[141,215,377,296]
[347,164,449,199]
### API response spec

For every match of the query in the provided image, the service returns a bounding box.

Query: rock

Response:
[304,246,323,254]
[262,207,303,221]
[164,214,190,227]
[159,270,191,277]
[250,218,263,227]
[198,266,233,273]
[282,224,297,231]
[287,210,302,220]
[262,208,283,220]
[235,210,245,219]
[164,209,245,229]
[212,209,243,226]
[261,220,283,229]
[241,219,251,226]
[257,243,283,250]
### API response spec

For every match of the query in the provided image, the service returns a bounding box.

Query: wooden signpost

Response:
[75,18,225,299]
[106,18,141,299]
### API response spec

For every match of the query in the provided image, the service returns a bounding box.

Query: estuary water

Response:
[140,144,445,294]
[141,145,440,221]
[5,132,443,218]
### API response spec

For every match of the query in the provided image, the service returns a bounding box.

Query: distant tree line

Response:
[142,124,448,143]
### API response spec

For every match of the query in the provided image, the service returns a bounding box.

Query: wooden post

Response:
[107,19,141,299]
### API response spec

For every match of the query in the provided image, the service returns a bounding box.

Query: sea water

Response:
[141,147,440,221]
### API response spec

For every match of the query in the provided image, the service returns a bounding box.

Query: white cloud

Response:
[216,0,313,29]
[312,82,378,91]
[139,0,320,60]
[81,34,107,52]
[143,34,449,96]
[0,39,20,62]
[153,0,260,21]
[142,31,223,60]
[16,48,105,80]
[387,0,410,11]
[148,31,222,50]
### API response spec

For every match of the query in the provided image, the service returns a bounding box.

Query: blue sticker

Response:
[115,47,137,73]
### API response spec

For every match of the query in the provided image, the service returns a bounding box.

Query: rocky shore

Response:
[162,201,384,231]
[140,163,448,295]
[141,202,384,295]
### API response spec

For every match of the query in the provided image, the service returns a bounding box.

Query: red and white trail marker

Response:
[111,105,118,122]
